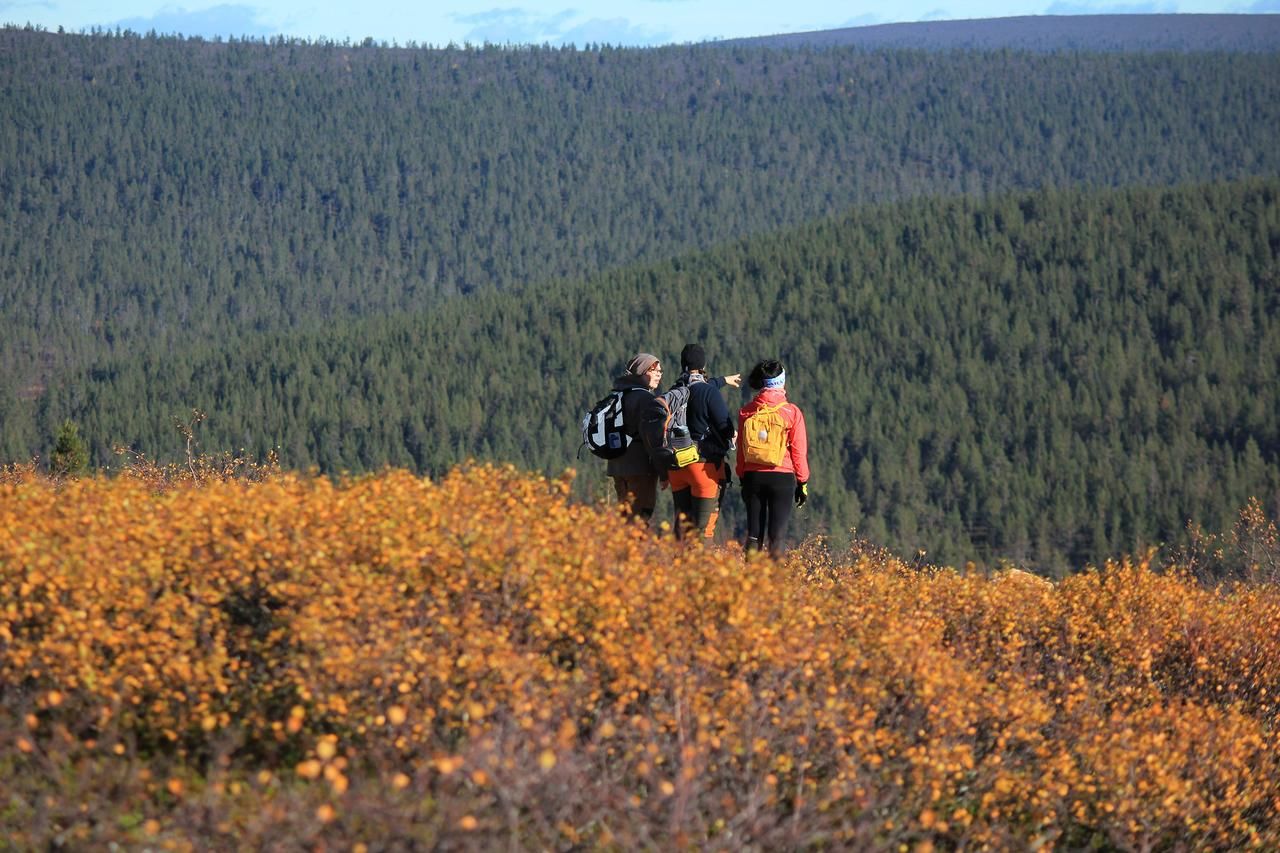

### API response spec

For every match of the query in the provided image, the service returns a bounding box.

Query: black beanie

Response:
[680,343,707,371]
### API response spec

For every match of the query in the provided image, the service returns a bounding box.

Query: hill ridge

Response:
[717,13,1280,52]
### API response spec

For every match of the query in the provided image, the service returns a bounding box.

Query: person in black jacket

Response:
[668,343,741,540]
[605,352,670,522]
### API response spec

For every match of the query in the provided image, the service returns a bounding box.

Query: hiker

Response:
[601,352,670,522]
[736,358,809,556]
[668,343,741,540]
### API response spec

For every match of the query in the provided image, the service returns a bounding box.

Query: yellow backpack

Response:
[742,403,788,466]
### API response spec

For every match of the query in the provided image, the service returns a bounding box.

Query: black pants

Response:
[741,471,796,557]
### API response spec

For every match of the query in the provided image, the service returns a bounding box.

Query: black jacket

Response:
[604,375,668,478]
[675,373,736,462]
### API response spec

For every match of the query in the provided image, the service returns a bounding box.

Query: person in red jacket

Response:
[735,359,810,556]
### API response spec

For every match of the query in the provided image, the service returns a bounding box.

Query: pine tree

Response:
[51,419,90,477]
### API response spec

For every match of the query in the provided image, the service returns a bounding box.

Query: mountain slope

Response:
[21,179,1279,572]
[3,29,1280,405]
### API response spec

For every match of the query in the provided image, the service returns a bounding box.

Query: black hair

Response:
[748,359,785,391]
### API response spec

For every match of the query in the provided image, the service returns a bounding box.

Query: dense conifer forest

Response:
[2,27,1278,571]
[12,179,1279,574]
[3,29,1280,390]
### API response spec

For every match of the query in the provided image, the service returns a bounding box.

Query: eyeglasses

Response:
[648,363,663,373]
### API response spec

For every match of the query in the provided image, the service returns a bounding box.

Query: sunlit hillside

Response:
[2,464,1278,848]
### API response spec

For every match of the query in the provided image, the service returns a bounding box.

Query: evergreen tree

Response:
[51,419,90,477]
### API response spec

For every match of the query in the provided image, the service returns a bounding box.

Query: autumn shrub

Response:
[2,464,1278,850]
[1174,497,1280,587]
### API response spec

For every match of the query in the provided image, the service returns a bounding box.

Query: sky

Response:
[3,0,1277,47]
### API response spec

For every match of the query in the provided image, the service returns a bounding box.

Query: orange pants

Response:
[669,460,726,540]
[667,460,724,498]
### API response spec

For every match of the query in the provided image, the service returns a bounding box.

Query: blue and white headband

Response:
[763,369,786,390]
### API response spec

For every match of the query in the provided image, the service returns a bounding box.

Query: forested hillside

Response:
[727,14,1280,52]
[3,27,1280,408]
[16,179,1278,573]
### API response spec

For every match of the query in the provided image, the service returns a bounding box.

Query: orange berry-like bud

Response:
[296,760,323,779]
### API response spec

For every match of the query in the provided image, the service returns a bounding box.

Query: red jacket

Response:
[736,389,810,482]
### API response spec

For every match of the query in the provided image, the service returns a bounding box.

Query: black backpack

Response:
[580,386,697,466]
[581,390,635,459]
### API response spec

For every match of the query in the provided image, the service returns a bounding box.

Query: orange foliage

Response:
[1,464,1278,849]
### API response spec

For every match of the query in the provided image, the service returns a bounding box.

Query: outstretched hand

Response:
[723,373,742,388]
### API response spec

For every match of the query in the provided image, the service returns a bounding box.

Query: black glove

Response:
[795,481,808,508]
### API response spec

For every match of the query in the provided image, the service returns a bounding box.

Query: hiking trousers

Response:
[670,460,727,540]
[611,474,658,522]
[741,470,796,557]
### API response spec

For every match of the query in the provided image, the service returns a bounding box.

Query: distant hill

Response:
[3,28,1280,427]
[717,14,1280,53]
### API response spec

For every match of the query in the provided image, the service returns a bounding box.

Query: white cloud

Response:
[105,4,276,38]
[452,7,572,44]
[557,17,673,45]
[452,6,670,46]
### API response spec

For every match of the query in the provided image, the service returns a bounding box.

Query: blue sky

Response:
[3,0,1278,46]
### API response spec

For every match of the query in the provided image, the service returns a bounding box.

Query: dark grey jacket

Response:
[604,374,669,478]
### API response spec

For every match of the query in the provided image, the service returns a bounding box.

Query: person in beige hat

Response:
[604,352,670,521]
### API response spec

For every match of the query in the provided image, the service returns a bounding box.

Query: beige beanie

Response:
[626,352,659,376]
